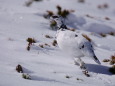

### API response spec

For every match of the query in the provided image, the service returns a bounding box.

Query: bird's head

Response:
[50,15,67,30]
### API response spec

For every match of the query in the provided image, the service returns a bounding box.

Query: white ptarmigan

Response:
[51,15,101,70]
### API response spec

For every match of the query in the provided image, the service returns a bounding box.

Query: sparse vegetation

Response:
[100,33,107,37]
[25,0,43,7]
[86,14,94,19]
[45,35,53,39]
[103,59,110,62]
[56,5,74,18]
[43,5,74,30]
[65,75,71,79]
[103,54,115,65]
[103,54,115,74]
[105,17,110,20]
[2,0,115,85]
[99,32,115,37]
[26,38,36,51]
[78,0,85,3]
[110,54,115,65]
[76,78,83,81]
[98,3,109,9]
[44,43,50,47]
[109,65,115,74]
[43,10,54,19]
[43,5,74,18]
[16,64,23,73]
[39,44,44,48]
[109,32,115,36]
[22,73,31,80]
[68,28,76,32]
[27,38,36,44]
[82,70,90,77]
[82,34,92,42]
[50,20,58,30]
[110,60,115,65]
[52,40,57,46]
[16,65,32,80]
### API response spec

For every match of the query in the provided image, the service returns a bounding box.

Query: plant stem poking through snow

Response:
[103,54,115,65]
[100,33,107,37]
[103,59,110,62]
[109,32,115,36]
[82,70,90,77]
[26,38,36,51]
[25,0,43,7]
[52,40,57,46]
[82,34,92,42]
[105,17,110,20]
[109,65,115,74]
[103,54,115,74]
[98,3,109,10]
[16,64,23,73]
[110,54,115,65]
[50,20,57,30]
[45,35,53,39]
[65,75,72,79]
[76,78,84,81]
[22,73,31,80]
[43,5,74,30]
[39,44,44,48]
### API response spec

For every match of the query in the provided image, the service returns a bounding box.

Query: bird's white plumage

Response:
[56,30,84,57]
[51,15,101,65]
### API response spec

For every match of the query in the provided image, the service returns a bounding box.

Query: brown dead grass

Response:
[82,34,92,42]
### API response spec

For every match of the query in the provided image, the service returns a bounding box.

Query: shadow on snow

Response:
[86,64,112,75]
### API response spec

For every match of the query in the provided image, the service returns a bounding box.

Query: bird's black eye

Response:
[75,34,78,37]
[82,45,84,48]
[80,45,84,49]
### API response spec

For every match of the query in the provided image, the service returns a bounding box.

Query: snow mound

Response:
[65,14,86,29]
[83,23,115,34]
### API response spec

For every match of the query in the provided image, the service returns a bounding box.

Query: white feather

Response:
[52,15,101,64]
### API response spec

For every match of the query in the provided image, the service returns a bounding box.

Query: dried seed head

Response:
[111,55,115,60]
[44,43,50,47]
[68,28,76,31]
[52,40,57,46]
[22,73,31,80]
[39,44,44,48]
[109,65,115,74]
[103,59,110,62]
[105,17,110,20]
[45,35,52,38]
[16,64,23,73]
[27,38,36,43]
[110,61,115,65]
[100,33,106,37]
[65,75,71,79]
[27,46,30,51]
[46,10,54,16]
[56,5,62,11]
[109,32,115,36]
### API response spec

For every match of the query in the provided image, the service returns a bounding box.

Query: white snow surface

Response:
[0,0,115,86]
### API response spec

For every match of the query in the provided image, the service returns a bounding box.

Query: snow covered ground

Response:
[0,0,115,86]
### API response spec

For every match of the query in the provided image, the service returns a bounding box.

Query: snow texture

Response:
[0,0,115,86]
